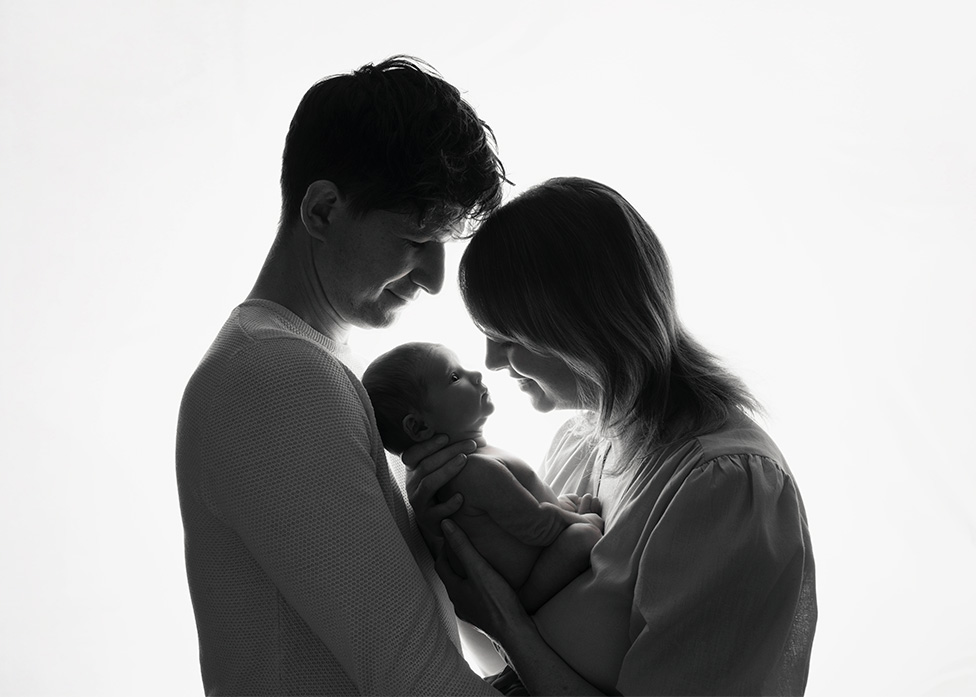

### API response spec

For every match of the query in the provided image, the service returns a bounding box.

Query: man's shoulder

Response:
[184,305,361,421]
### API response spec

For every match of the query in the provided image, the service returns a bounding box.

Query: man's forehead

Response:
[420,219,466,242]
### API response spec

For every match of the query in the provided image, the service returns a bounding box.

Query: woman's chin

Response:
[528,394,557,413]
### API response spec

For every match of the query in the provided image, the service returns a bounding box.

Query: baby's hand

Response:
[556,493,580,511]
[557,492,602,515]
[576,493,604,531]
[546,493,605,533]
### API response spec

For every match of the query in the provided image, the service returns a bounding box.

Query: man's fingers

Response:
[435,538,461,582]
[405,439,476,478]
[441,519,482,572]
[401,435,450,470]
[408,453,467,500]
[429,494,463,520]
[418,441,476,477]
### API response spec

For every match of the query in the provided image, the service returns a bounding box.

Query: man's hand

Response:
[402,436,477,552]
[436,519,529,640]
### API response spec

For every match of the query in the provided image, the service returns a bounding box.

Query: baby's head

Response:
[363,342,495,455]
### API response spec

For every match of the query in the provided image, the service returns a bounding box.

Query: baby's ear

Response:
[402,413,435,443]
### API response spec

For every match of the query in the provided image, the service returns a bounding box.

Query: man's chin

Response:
[351,305,403,330]
[352,316,398,331]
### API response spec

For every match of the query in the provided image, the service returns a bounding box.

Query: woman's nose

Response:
[485,339,507,371]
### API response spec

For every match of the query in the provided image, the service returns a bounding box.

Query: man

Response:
[176,56,505,695]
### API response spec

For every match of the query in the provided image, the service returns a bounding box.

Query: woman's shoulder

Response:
[630,412,795,501]
[636,414,807,531]
[691,411,788,474]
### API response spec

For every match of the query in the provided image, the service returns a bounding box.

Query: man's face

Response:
[316,206,452,329]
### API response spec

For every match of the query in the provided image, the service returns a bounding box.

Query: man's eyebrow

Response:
[418,220,465,243]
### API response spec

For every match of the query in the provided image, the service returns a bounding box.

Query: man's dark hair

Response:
[280,56,506,232]
[363,342,438,456]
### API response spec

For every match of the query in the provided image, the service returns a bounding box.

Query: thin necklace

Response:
[594,440,612,499]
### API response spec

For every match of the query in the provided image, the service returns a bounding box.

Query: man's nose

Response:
[410,242,445,295]
[485,339,507,371]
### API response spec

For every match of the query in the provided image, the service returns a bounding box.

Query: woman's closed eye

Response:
[486,335,513,349]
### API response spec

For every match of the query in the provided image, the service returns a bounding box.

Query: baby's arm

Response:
[454,454,596,547]
[496,455,604,528]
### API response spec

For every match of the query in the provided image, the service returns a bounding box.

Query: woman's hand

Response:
[402,436,477,553]
[436,519,529,640]
[439,520,604,696]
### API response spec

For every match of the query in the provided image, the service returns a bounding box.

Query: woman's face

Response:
[484,336,585,412]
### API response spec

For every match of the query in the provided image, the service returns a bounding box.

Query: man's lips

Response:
[385,288,418,303]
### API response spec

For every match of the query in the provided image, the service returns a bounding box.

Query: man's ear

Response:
[402,413,435,443]
[300,180,341,242]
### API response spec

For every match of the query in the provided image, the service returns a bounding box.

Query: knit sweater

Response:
[176,299,495,696]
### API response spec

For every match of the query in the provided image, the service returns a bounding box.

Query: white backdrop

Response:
[2,1,974,695]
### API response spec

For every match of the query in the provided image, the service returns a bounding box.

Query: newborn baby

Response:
[363,342,602,612]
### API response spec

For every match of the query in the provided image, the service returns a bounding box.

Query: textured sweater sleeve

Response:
[617,454,811,696]
[198,336,495,696]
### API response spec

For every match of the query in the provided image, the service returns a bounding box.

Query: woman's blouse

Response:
[532,411,817,696]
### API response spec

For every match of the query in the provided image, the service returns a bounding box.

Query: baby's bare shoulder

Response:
[474,445,532,472]
[452,449,526,491]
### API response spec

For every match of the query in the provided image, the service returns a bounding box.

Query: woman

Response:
[406,177,817,696]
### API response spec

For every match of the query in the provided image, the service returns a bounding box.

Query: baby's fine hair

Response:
[363,342,440,455]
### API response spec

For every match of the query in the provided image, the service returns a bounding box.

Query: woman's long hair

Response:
[459,177,760,468]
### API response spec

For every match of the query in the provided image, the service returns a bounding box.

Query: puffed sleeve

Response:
[199,337,496,696]
[617,454,811,696]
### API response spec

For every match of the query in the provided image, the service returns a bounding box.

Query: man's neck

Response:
[248,232,349,344]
